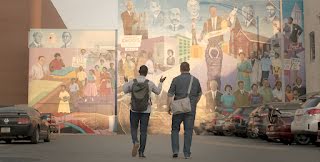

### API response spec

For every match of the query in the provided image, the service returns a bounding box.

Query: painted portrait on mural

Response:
[116,0,305,135]
[28,30,117,135]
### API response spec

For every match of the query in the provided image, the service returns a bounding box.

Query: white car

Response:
[291,96,320,145]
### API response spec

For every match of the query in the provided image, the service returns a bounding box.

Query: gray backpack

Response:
[131,79,150,112]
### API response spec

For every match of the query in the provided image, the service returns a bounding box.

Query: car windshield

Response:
[301,97,320,109]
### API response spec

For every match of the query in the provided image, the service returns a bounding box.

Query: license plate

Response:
[1,127,10,133]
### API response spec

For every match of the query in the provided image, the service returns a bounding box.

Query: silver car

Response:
[291,96,320,145]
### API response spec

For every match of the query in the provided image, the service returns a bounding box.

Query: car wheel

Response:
[44,129,51,142]
[247,131,258,139]
[295,134,311,145]
[31,127,40,144]
[4,139,12,144]
[223,130,234,136]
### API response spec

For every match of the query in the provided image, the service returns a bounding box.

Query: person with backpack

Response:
[123,65,166,158]
[167,62,202,159]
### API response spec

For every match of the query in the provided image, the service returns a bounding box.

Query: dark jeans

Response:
[171,112,195,157]
[130,111,150,153]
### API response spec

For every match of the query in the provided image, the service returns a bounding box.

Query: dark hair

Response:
[139,65,148,76]
[251,83,258,89]
[288,17,293,21]
[167,49,174,55]
[180,62,190,72]
[237,80,244,86]
[286,84,291,89]
[296,77,302,83]
[275,81,282,87]
[38,56,45,60]
[54,53,61,58]
[225,84,232,91]
[102,67,108,71]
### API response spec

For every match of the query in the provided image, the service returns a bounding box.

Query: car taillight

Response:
[307,109,320,115]
[17,118,30,124]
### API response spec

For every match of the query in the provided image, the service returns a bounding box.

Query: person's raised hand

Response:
[160,76,167,83]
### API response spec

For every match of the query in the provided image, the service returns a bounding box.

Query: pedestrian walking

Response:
[123,65,166,158]
[167,62,202,159]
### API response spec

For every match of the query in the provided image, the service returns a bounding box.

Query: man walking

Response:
[167,62,202,159]
[123,65,166,158]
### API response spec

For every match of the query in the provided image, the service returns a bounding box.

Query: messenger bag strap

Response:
[187,76,194,97]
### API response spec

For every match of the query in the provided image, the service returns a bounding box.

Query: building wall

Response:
[0,0,66,105]
[304,0,320,93]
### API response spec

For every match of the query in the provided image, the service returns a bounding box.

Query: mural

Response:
[28,30,117,135]
[117,0,306,134]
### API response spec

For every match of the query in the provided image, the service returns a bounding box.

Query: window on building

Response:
[309,31,315,62]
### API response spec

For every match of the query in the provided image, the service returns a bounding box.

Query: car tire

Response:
[4,139,12,144]
[223,130,234,136]
[295,134,311,145]
[44,129,51,142]
[31,127,40,144]
[247,131,258,139]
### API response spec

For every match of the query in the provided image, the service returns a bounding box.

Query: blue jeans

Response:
[130,111,150,153]
[171,113,195,157]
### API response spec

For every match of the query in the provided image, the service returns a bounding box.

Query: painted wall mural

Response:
[117,0,306,135]
[28,30,117,135]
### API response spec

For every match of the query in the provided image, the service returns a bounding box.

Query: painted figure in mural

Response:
[135,50,148,75]
[149,0,164,26]
[242,5,256,28]
[200,6,224,45]
[30,56,49,80]
[273,80,283,102]
[29,32,43,48]
[191,18,198,45]
[58,85,71,114]
[205,80,222,113]
[263,1,279,24]
[118,51,126,77]
[145,52,155,80]
[167,8,184,32]
[285,85,294,102]
[167,62,201,159]
[123,65,165,158]
[293,77,306,98]
[121,0,138,35]
[77,66,87,87]
[94,65,101,89]
[69,78,80,112]
[49,53,65,72]
[73,49,88,68]
[187,0,200,21]
[249,52,262,86]
[61,31,72,48]
[166,49,175,66]
[124,53,135,80]
[205,43,223,90]
[100,67,112,97]
[220,84,236,116]
[108,62,116,89]
[284,17,303,44]
[233,81,250,107]
[260,51,272,83]
[237,52,252,92]
[272,52,282,81]
[248,84,262,105]
[259,79,273,104]
[84,69,98,102]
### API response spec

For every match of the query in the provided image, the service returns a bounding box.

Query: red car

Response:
[266,112,295,144]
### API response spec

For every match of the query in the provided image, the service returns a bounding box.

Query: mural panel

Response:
[117,0,306,135]
[28,30,117,135]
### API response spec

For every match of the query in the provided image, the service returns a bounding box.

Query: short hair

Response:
[62,31,71,37]
[33,32,42,38]
[266,1,276,8]
[275,80,282,87]
[237,80,244,86]
[209,6,216,10]
[139,65,148,76]
[296,77,302,83]
[167,49,174,55]
[38,56,45,60]
[239,52,246,56]
[251,83,258,89]
[288,17,293,21]
[225,84,233,91]
[54,53,61,57]
[180,62,190,72]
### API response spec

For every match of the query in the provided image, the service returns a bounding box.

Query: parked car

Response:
[291,96,320,145]
[222,106,256,137]
[212,113,227,136]
[247,103,301,140]
[315,130,320,147]
[0,105,51,144]
[266,109,297,144]
[196,112,225,135]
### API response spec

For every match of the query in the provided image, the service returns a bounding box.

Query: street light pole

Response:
[280,0,286,103]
